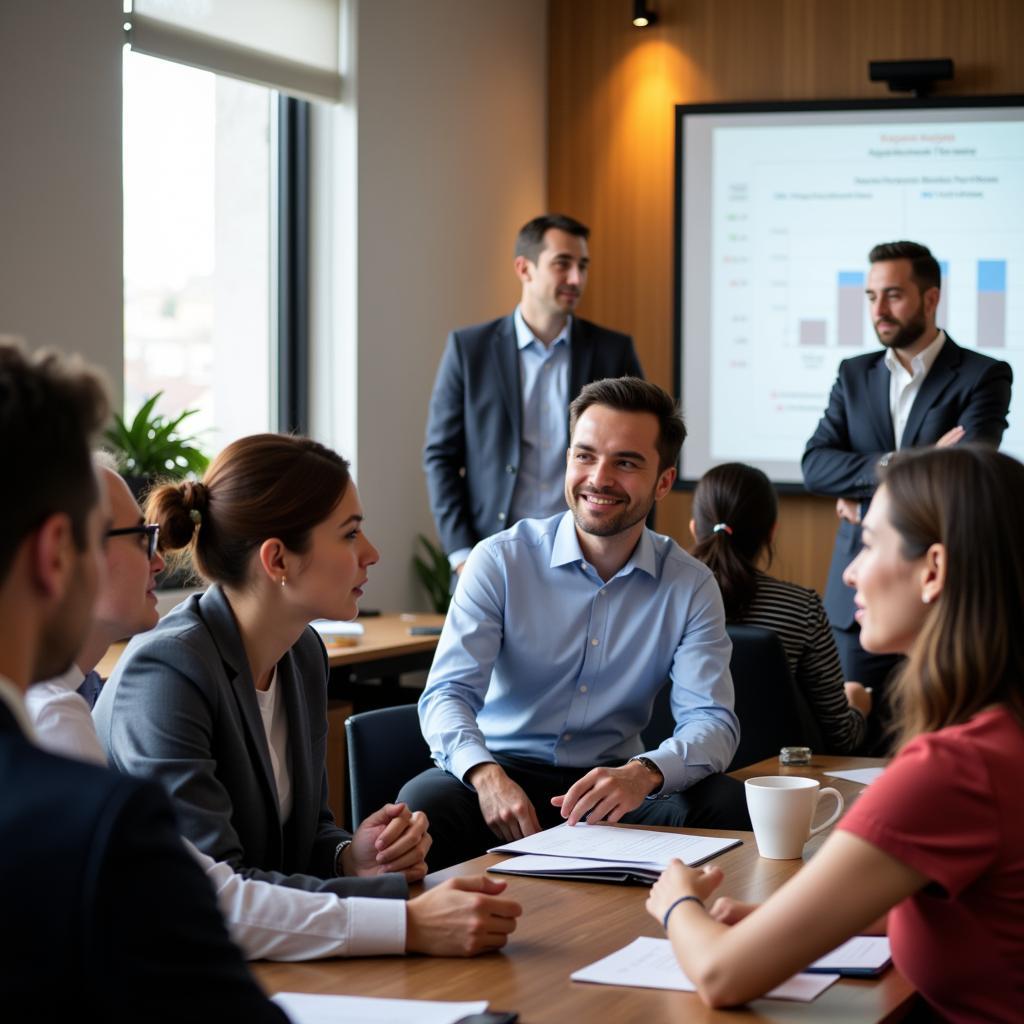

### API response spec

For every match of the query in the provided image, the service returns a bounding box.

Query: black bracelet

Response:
[662,894,704,929]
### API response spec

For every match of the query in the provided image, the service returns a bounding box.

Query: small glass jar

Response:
[779,746,812,766]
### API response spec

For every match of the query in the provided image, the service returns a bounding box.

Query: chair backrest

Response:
[345,704,432,827]
[641,624,824,772]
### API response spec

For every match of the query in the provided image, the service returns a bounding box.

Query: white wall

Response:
[0,0,124,405]
[311,0,549,611]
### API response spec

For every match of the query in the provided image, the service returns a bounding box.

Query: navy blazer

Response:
[423,312,643,556]
[94,585,405,900]
[802,335,1012,629]
[0,696,286,1018]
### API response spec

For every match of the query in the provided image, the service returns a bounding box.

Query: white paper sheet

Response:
[272,993,487,1024]
[570,936,838,1002]
[489,822,741,867]
[489,854,662,874]
[311,619,365,638]
[824,767,885,786]
[809,935,891,972]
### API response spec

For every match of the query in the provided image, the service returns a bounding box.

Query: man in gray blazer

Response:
[424,213,643,573]
[803,240,1012,750]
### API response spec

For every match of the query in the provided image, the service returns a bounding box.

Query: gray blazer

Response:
[94,585,405,900]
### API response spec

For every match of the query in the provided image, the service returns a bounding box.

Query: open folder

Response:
[487,822,742,884]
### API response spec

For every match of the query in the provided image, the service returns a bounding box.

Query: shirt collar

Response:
[40,662,85,694]
[884,329,946,378]
[514,305,571,352]
[550,510,658,579]
[0,674,37,739]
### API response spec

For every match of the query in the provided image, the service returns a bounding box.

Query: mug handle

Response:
[809,787,845,837]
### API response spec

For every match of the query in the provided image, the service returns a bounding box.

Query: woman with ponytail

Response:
[691,463,869,753]
[94,434,522,955]
[649,447,1024,1020]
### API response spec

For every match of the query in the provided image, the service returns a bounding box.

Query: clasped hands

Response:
[469,760,663,842]
[341,801,432,882]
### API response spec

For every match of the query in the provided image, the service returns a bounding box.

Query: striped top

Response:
[739,572,865,753]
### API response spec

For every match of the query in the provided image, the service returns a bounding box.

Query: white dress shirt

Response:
[24,673,405,960]
[886,330,946,449]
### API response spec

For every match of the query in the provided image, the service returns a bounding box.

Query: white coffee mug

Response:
[744,776,844,860]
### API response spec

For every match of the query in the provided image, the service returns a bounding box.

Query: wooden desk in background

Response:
[256,755,916,1023]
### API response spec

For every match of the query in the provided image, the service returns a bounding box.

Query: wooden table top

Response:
[322,612,446,667]
[255,755,912,1022]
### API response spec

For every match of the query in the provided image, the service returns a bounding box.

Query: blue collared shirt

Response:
[419,512,739,793]
[508,306,571,525]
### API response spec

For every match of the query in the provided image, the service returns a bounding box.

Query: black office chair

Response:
[345,704,433,827]
[641,624,824,771]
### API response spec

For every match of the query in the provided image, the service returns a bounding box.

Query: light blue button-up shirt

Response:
[419,512,739,794]
[508,306,571,525]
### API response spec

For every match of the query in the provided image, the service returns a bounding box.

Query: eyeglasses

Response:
[106,523,160,559]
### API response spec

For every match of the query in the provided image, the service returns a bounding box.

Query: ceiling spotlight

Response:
[633,1,657,28]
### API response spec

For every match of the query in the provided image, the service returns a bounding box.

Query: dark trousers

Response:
[832,625,903,755]
[397,753,751,872]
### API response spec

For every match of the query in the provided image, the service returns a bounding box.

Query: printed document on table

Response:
[825,767,885,786]
[489,822,741,867]
[807,935,892,975]
[571,937,838,1002]
[272,993,488,1024]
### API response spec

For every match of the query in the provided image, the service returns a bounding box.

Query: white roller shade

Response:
[128,0,342,103]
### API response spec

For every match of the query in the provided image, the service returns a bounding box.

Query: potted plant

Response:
[104,392,209,589]
[104,391,209,503]
[412,534,451,614]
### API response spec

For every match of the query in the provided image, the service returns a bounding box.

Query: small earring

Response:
[280,575,287,588]
[922,592,931,604]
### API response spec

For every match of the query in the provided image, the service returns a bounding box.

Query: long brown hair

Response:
[691,463,778,621]
[146,434,350,588]
[882,446,1024,748]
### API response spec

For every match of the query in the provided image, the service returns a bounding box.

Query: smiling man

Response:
[402,377,746,871]
[803,240,1012,751]
[424,214,643,576]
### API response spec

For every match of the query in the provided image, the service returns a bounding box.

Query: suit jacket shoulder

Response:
[0,723,285,1017]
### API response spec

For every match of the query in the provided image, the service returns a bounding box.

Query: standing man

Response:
[402,378,745,871]
[424,213,643,573]
[803,241,1012,748]
[0,341,287,1018]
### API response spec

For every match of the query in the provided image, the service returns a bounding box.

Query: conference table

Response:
[255,754,918,1022]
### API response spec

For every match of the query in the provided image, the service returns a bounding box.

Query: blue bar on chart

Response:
[837,271,864,346]
[799,319,827,346]
[937,261,949,329]
[977,260,1006,348]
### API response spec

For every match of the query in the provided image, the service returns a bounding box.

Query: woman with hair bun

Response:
[95,434,522,955]
[649,447,1024,1021]
[690,462,869,753]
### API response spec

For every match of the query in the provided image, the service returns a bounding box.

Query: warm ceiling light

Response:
[633,0,657,27]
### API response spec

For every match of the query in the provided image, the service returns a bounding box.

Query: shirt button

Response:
[564,733,572,742]
[506,465,515,474]
[591,638,599,646]
[497,512,506,521]
[579,684,588,694]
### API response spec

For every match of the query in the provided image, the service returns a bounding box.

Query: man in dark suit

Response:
[803,241,1012,750]
[0,341,286,1018]
[424,213,643,573]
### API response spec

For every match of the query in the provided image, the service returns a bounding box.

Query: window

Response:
[123,49,275,447]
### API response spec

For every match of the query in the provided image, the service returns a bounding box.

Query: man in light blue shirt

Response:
[401,378,747,871]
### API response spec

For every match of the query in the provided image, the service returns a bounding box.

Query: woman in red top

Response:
[647,446,1024,1022]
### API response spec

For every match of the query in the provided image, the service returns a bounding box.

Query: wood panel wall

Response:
[547,0,1024,591]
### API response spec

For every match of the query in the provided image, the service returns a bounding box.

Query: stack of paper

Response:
[825,767,885,786]
[311,619,365,643]
[487,822,742,884]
